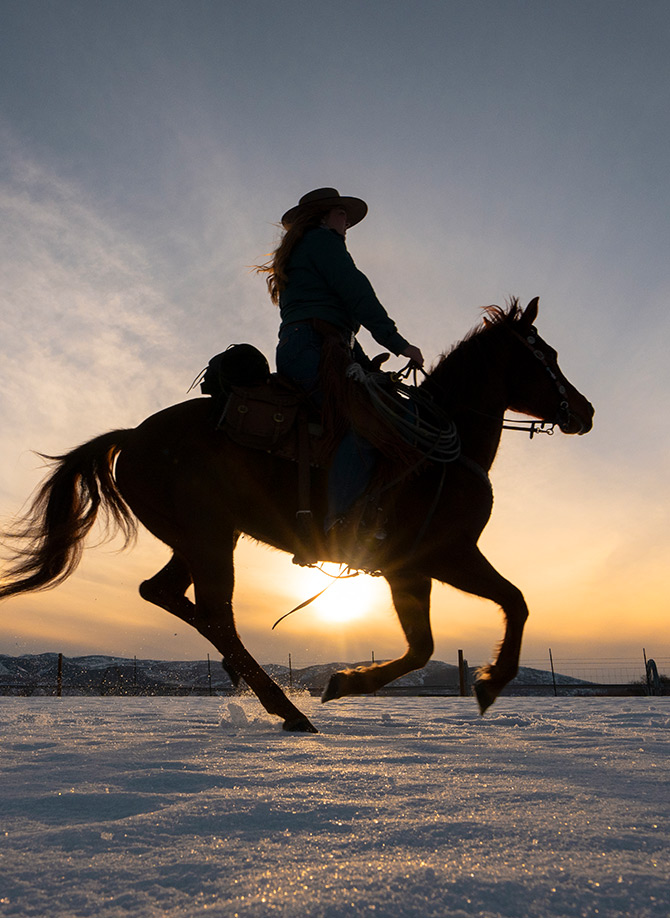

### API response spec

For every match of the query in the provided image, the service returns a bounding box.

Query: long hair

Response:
[256,206,329,305]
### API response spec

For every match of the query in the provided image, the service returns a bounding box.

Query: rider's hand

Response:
[401,344,424,368]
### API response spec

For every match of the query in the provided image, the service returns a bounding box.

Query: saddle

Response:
[199,343,424,468]
[197,343,430,567]
[198,346,335,557]
[199,344,331,466]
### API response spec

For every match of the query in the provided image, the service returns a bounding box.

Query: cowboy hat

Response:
[281,187,368,228]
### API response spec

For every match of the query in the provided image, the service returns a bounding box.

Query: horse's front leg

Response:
[435,545,529,714]
[322,572,433,701]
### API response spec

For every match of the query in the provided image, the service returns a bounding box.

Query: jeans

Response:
[276,323,322,403]
[276,322,376,529]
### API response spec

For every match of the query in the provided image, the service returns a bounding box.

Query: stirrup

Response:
[328,517,386,573]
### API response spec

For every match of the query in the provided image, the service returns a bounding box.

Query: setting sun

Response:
[308,567,387,625]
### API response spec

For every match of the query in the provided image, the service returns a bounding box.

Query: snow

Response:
[0,695,668,917]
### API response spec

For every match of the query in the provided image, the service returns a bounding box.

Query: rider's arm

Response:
[307,229,411,356]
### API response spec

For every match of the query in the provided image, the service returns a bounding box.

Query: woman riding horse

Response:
[258,188,424,533]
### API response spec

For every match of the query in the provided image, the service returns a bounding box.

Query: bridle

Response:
[509,325,575,434]
[398,321,576,439]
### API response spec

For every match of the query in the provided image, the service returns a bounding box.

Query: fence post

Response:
[458,650,468,696]
[646,658,660,696]
[549,648,558,697]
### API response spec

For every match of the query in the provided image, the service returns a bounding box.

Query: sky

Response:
[1,0,668,674]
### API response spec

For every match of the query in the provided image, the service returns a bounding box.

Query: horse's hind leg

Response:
[140,552,196,623]
[140,549,242,687]
[322,572,433,701]
[188,542,318,734]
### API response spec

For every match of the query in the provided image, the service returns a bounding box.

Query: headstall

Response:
[509,326,572,434]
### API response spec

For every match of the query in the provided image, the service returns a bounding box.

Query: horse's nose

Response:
[578,402,595,434]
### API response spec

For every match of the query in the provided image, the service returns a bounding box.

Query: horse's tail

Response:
[0,430,137,600]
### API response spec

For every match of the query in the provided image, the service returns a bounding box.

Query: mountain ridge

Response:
[0,652,591,696]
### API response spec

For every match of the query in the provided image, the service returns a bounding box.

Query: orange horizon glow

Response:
[2,523,668,674]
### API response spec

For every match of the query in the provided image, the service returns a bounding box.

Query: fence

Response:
[285,649,670,698]
[1,650,668,697]
[0,653,223,697]
[510,651,669,697]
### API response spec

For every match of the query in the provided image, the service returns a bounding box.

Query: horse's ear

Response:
[522,297,539,326]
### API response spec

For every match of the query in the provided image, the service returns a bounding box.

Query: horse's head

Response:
[502,297,594,435]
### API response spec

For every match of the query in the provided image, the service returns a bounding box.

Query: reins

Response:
[501,418,556,438]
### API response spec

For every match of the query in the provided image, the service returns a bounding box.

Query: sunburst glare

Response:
[309,566,388,625]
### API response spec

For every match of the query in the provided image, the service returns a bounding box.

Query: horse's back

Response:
[115,396,288,537]
[134,397,213,439]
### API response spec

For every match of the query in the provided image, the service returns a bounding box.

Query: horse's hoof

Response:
[474,680,497,715]
[139,580,168,609]
[283,716,318,734]
[321,672,347,703]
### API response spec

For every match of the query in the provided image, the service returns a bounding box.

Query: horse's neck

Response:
[429,338,509,472]
[457,406,504,472]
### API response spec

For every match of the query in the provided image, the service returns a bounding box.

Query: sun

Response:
[311,568,386,624]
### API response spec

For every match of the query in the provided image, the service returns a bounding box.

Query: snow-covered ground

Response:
[0,695,667,918]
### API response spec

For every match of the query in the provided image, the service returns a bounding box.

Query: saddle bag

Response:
[200,344,270,396]
[222,386,301,450]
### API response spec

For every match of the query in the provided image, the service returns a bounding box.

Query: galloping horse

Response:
[0,298,593,732]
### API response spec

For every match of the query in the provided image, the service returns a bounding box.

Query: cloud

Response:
[1,150,178,420]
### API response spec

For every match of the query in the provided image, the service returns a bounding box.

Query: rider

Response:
[258,187,424,534]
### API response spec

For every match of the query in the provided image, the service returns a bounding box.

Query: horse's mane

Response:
[426,298,523,378]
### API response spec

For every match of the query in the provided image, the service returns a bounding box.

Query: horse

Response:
[0,297,593,732]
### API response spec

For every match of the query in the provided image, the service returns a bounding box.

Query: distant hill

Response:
[0,653,591,697]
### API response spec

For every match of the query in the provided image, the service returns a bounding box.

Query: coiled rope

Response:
[345,363,461,464]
